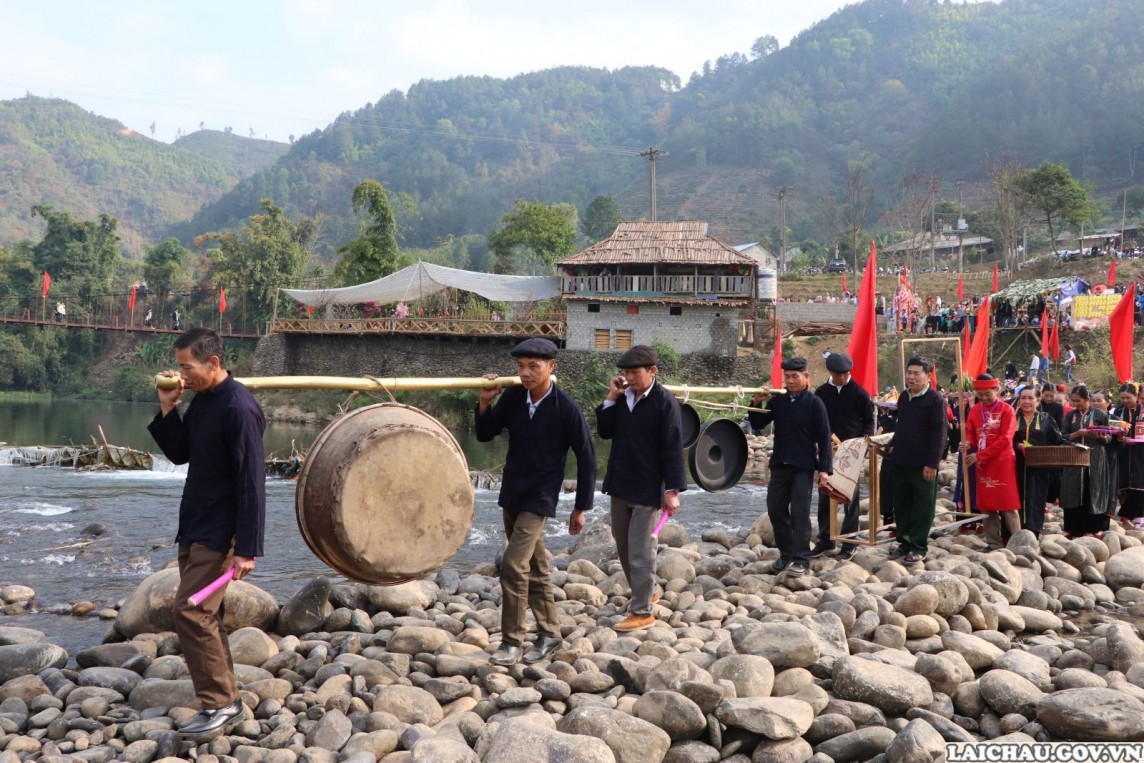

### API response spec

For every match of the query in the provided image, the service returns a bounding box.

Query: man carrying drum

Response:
[476,338,596,666]
[597,345,686,632]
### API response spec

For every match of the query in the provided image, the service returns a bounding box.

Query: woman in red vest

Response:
[963,374,1021,548]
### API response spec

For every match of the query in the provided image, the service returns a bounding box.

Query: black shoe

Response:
[810,541,835,558]
[491,643,522,667]
[887,545,908,560]
[904,551,925,565]
[787,561,809,576]
[768,557,790,574]
[178,699,243,736]
[836,544,856,560]
[523,633,563,664]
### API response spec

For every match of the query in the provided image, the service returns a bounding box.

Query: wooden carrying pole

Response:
[663,385,786,397]
[236,375,528,392]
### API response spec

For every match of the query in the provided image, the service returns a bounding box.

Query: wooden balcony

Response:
[269,317,565,339]
[563,274,753,297]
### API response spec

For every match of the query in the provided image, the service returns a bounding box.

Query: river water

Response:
[0,397,767,652]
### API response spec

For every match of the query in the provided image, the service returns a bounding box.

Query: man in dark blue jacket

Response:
[149,328,264,737]
[476,338,596,666]
[597,345,686,632]
[748,357,833,576]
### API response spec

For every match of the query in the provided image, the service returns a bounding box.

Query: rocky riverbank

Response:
[4,510,1144,762]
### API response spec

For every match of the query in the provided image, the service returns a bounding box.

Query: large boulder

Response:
[484,717,615,763]
[557,706,670,763]
[978,669,1046,717]
[714,697,814,740]
[831,656,933,716]
[367,580,438,613]
[632,691,706,741]
[277,577,333,636]
[1105,546,1144,590]
[732,622,820,669]
[115,568,278,639]
[1036,688,1144,742]
[709,654,774,698]
[0,643,68,683]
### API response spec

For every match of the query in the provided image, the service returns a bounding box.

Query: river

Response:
[0,396,768,652]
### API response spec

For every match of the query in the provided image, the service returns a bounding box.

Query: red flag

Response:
[1049,314,1060,362]
[770,322,783,387]
[929,365,939,391]
[991,264,999,293]
[846,241,879,396]
[128,285,137,312]
[41,271,51,298]
[1110,283,1136,383]
[841,273,848,294]
[1040,307,1050,357]
[965,298,991,379]
[957,275,964,302]
[899,266,910,290]
[962,320,972,375]
[219,287,227,314]
[1109,259,1117,287]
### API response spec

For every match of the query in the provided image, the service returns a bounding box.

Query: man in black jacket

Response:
[889,357,948,564]
[748,357,833,576]
[149,328,264,737]
[597,345,686,632]
[811,352,875,559]
[476,338,596,666]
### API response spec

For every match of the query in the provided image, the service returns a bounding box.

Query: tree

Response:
[195,199,321,322]
[883,169,936,277]
[1016,162,1096,255]
[840,164,876,272]
[30,205,122,305]
[1125,186,1144,217]
[143,237,191,303]
[488,200,578,274]
[581,195,622,243]
[984,158,1032,271]
[750,35,780,59]
[335,180,412,285]
[149,121,156,138]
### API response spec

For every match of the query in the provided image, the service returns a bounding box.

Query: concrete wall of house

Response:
[253,333,764,388]
[775,302,857,325]
[564,302,740,355]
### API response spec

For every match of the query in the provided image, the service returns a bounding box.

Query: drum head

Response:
[679,402,701,449]
[688,418,748,492]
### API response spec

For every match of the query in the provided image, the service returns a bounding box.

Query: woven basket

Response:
[1024,445,1090,468]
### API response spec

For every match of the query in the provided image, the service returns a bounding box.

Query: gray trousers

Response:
[610,497,661,616]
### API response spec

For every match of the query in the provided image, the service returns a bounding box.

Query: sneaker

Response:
[904,551,925,565]
[887,545,908,560]
[614,614,655,632]
[787,561,809,576]
[836,544,856,560]
[178,699,243,737]
[768,557,791,574]
[810,540,836,558]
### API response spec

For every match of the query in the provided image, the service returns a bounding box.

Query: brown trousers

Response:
[500,509,560,646]
[176,543,238,709]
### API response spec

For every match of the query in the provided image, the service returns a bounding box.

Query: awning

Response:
[282,261,562,307]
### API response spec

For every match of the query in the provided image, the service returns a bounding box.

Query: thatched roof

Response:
[991,277,1088,304]
[559,221,755,267]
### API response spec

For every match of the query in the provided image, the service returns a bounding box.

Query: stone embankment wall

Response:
[775,302,858,325]
[253,334,765,386]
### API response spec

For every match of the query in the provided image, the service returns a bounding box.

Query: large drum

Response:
[296,403,475,585]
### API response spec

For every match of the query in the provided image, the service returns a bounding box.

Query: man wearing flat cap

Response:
[597,344,686,632]
[811,351,875,559]
[476,337,596,665]
[748,357,833,576]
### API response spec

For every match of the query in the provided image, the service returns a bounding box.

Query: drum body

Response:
[296,403,475,585]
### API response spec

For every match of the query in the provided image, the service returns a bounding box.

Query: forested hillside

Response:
[177,0,1144,257]
[0,97,284,254]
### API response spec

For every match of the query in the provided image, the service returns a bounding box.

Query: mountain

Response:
[0,96,285,254]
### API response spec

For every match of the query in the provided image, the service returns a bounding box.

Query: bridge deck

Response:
[0,316,262,340]
[269,317,566,339]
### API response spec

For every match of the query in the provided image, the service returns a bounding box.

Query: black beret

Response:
[781,357,808,372]
[825,352,853,373]
[617,345,659,368]
[510,338,558,359]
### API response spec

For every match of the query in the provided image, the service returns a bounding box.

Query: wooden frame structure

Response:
[268,317,565,339]
[829,335,980,547]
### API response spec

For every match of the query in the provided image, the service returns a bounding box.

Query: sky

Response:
[0,0,859,144]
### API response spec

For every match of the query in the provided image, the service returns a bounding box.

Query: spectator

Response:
[1064,344,1077,382]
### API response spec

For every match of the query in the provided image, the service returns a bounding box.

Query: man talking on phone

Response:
[597,345,686,632]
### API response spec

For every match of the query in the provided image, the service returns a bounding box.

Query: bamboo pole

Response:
[663,384,786,397]
[234,375,530,392]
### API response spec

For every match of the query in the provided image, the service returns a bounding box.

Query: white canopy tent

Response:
[281,261,562,308]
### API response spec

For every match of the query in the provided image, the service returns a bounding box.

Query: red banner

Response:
[965,298,991,379]
[957,274,964,302]
[128,286,137,312]
[1049,314,1060,362]
[41,271,51,298]
[1109,259,1117,287]
[846,241,879,396]
[991,264,999,293]
[219,287,227,314]
[1110,283,1136,383]
[1040,307,1050,358]
[771,319,783,387]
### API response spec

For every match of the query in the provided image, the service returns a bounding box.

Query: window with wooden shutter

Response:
[614,330,633,350]
[594,329,610,349]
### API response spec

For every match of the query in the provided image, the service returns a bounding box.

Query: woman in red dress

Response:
[962,374,1021,548]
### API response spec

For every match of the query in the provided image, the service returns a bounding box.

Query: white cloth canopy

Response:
[281,261,562,307]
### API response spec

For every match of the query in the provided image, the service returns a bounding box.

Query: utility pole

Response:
[638,147,666,221]
[776,186,790,274]
[928,176,939,271]
[1122,189,1129,253]
[956,179,964,276]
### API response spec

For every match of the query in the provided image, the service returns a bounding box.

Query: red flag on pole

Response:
[770,322,783,388]
[1049,313,1060,362]
[991,264,999,293]
[1040,307,1050,357]
[957,274,964,302]
[1109,283,1136,383]
[1109,259,1116,287]
[929,365,939,391]
[41,271,51,298]
[219,288,227,314]
[965,298,992,379]
[841,272,848,294]
[846,241,879,396]
[962,320,972,375]
[128,285,137,312]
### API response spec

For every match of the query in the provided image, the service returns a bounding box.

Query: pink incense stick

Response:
[188,567,235,606]
[651,512,670,539]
